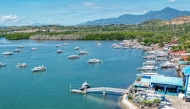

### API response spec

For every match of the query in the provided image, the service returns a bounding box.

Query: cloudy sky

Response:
[0,0,189,26]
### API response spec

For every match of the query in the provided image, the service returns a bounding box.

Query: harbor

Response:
[0,37,189,109]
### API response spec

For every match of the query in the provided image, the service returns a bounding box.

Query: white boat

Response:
[14,49,22,52]
[96,42,102,46]
[79,50,88,55]
[31,65,46,72]
[80,81,90,90]
[31,48,38,51]
[56,50,63,53]
[0,62,6,67]
[68,55,79,59]
[137,66,158,71]
[111,43,117,47]
[3,52,13,55]
[143,61,157,66]
[113,45,122,49]
[55,44,61,47]
[156,57,167,61]
[74,47,80,50]
[15,63,27,67]
[63,43,68,46]
[18,46,24,48]
[142,55,156,59]
[123,46,129,49]
[88,58,102,63]
[137,70,159,76]
[161,61,175,68]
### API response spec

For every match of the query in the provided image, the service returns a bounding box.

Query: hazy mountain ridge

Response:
[81,7,190,25]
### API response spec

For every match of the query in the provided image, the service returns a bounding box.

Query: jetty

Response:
[70,85,129,95]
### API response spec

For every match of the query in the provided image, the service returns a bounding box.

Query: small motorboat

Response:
[80,81,90,90]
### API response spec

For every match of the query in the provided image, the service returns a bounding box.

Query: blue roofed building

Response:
[150,76,183,96]
[182,66,190,97]
[133,75,183,96]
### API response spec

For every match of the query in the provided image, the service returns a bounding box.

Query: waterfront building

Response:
[133,75,183,96]
[182,66,190,97]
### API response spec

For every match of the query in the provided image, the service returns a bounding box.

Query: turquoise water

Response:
[0,37,175,109]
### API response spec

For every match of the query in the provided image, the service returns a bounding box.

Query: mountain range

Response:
[81,7,190,25]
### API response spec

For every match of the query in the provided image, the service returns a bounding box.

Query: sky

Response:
[0,0,190,26]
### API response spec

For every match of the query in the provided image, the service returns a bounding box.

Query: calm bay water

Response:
[0,37,174,109]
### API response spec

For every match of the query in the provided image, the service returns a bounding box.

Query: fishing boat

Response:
[15,63,27,67]
[31,65,46,72]
[88,58,102,63]
[68,55,79,59]
[80,81,90,90]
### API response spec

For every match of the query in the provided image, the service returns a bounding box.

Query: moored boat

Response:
[79,50,88,55]
[160,61,175,68]
[31,65,46,72]
[74,47,80,50]
[31,48,38,51]
[56,50,63,53]
[80,81,90,90]
[18,46,24,48]
[15,63,27,67]
[3,51,13,55]
[68,55,79,59]
[0,62,6,67]
[88,58,102,63]
[55,44,61,47]
[63,43,68,46]
[14,49,22,52]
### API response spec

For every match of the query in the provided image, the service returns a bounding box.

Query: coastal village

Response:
[114,39,190,109]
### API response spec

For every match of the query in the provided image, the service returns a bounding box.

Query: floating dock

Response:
[70,89,87,94]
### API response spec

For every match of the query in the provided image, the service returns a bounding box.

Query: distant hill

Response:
[81,7,190,25]
[165,16,190,25]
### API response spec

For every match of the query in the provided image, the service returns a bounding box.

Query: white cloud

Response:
[83,2,100,9]
[48,19,52,22]
[168,0,175,2]
[21,15,26,19]
[0,15,20,23]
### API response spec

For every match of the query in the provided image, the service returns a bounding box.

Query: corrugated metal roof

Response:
[151,76,182,86]
[183,66,190,75]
